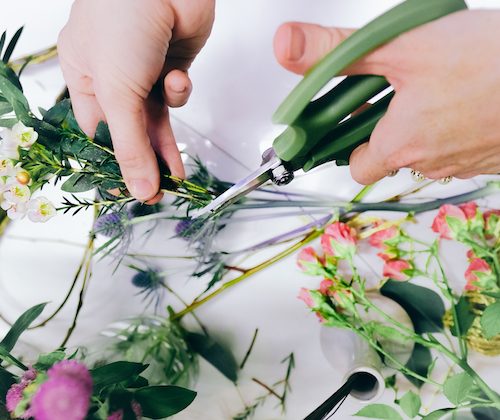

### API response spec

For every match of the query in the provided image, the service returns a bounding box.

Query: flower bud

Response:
[383,259,413,281]
[431,204,468,240]
[15,171,31,185]
[321,222,357,260]
[296,247,324,276]
[464,258,497,291]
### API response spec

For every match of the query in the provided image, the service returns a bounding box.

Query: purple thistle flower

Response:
[175,218,198,240]
[93,212,127,237]
[31,376,91,420]
[48,360,93,394]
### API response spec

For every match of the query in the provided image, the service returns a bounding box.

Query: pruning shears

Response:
[196,0,468,217]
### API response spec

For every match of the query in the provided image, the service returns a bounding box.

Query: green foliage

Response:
[91,361,148,393]
[0,303,46,352]
[450,296,475,337]
[480,301,500,339]
[404,344,433,388]
[61,173,100,193]
[422,409,452,420]
[354,403,403,419]
[380,280,445,333]
[472,406,500,420]
[398,391,421,418]
[134,386,197,419]
[2,27,23,64]
[34,350,66,371]
[186,332,238,382]
[443,372,474,405]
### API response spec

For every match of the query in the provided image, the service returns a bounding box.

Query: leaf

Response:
[443,372,474,405]
[480,301,500,339]
[2,27,23,63]
[0,32,6,57]
[134,386,196,419]
[404,344,432,388]
[185,332,238,382]
[0,367,15,398]
[399,391,421,418]
[423,409,452,420]
[0,72,29,115]
[381,280,445,333]
[354,403,403,420]
[450,295,475,337]
[61,173,98,193]
[0,303,46,351]
[472,406,500,420]
[43,99,71,126]
[34,350,66,370]
[91,361,148,392]
[94,120,113,148]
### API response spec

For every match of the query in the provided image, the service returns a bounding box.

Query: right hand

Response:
[58,0,215,202]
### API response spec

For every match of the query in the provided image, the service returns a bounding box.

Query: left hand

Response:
[273,10,500,184]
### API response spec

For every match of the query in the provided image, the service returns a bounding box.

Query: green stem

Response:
[172,229,322,320]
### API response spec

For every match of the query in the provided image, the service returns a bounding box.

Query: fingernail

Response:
[128,179,156,201]
[171,78,187,94]
[287,26,306,61]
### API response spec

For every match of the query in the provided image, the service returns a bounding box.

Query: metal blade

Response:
[193,153,282,217]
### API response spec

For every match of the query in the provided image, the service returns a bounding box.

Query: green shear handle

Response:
[271,0,468,172]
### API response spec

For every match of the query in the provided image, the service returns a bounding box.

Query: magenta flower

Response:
[465,258,495,291]
[298,288,315,308]
[383,259,413,281]
[368,225,399,249]
[321,222,357,260]
[31,376,91,420]
[6,367,37,418]
[431,204,468,239]
[47,360,93,394]
[107,410,123,420]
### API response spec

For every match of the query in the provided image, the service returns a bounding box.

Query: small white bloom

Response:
[10,122,38,149]
[3,182,31,204]
[0,200,27,220]
[27,197,56,223]
[0,158,14,176]
[0,176,6,193]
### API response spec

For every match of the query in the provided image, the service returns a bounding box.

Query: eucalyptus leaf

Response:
[480,301,500,339]
[61,173,98,193]
[399,391,421,418]
[0,72,29,115]
[354,403,403,419]
[443,372,474,405]
[91,361,148,392]
[134,385,196,419]
[450,295,475,337]
[0,303,46,352]
[381,280,444,333]
[472,406,500,420]
[186,332,238,382]
[404,344,432,388]
[2,27,23,64]
[34,350,66,370]
[94,120,113,148]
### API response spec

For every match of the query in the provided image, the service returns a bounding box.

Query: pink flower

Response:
[383,259,412,281]
[47,360,92,394]
[298,288,315,308]
[377,248,399,262]
[321,222,357,259]
[466,249,476,260]
[459,202,478,220]
[296,247,324,275]
[319,279,333,295]
[31,376,91,420]
[332,290,354,309]
[6,367,38,418]
[368,225,399,249]
[465,258,493,291]
[107,410,123,420]
[431,204,467,239]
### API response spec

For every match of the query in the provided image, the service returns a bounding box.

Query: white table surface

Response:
[1,1,500,419]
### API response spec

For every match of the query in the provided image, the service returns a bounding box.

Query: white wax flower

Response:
[27,197,56,223]
[0,200,27,220]
[0,158,14,176]
[1,121,38,152]
[3,182,31,204]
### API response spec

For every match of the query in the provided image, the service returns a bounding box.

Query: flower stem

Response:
[172,229,322,320]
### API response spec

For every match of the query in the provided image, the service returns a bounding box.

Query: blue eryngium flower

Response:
[131,268,165,312]
[93,212,127,237]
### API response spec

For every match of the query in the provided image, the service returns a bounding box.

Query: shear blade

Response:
[193,154,282,218]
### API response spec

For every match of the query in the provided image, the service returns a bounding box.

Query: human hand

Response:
[273,11,500,184]
[58,0,215,202]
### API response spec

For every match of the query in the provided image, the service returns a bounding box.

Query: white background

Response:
[2,1,500,419]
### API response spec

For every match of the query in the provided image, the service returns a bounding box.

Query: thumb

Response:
[273,22,398,77]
